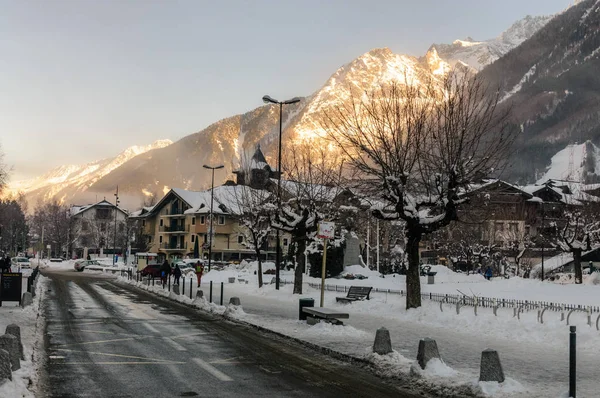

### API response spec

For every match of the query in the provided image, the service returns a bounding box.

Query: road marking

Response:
[56,337,135,347]
[170,332,208,340]
[49,355,65,359]
[55,348,175,363]
[61,361,185,365]
[143,322,161,334]
[192,357,233,381]
[209,357,251,365]
[75,329,146,337]
[163,337,187,351]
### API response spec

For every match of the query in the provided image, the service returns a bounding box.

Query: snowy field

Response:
[120,261,600,398]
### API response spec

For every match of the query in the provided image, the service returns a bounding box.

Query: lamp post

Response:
[203,164,224,272]
[262,95,301,290]
[540,203,545,281]
[113,186,120,265]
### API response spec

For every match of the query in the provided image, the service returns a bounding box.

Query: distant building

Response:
[69,200,128,259]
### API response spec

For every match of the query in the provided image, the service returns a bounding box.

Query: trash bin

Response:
[427,271,437,285]
[299,298,315,320]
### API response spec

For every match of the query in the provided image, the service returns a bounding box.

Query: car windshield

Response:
[17,258,29,262]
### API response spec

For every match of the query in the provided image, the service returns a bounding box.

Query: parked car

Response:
[140,263,163,278]
[11,257,31,270]
[74,259,101,272]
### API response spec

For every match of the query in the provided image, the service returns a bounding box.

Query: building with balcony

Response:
[134,186,283,263]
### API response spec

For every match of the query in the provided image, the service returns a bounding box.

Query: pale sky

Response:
[0,0,574,181]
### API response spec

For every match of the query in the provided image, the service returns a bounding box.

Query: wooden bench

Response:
[336,286,372,304]
[302,307,349,325]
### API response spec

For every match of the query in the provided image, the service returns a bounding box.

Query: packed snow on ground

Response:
[122,261,600,397]
[0,274,49,398]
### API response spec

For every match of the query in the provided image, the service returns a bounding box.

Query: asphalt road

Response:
[38,269,426,398]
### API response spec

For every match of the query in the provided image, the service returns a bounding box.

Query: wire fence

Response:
[306,282,600,313]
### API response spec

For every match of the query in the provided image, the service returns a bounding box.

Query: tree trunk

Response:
[293,238,306,294]
[573,248,583,284]
[256,248,263,288]
[405,230,422,309]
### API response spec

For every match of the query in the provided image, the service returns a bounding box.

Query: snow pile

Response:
[299,321,370,340]
[0,274,49,398]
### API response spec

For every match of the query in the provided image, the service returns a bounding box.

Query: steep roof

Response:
[69,199,127,217]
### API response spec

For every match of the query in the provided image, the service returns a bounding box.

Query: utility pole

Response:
[113,186,120,265]
[376,219,380,273]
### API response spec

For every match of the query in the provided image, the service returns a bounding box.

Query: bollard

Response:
[373,327,393,355]
[168,274,171,292]
[479,349,505,382]
[220,282,224,306]
[209,281,213,303]
[190,278,193,300]
[417,338,440,369]
[0,334,20,371]
[0,349,11,381]
[182,277,185,296]
[229,297,241,306]
[152,276,155,286]
[197,290,204,299]
[5,325,24,360]
[570,326,576,398]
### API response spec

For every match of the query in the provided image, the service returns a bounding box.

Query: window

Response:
[200,216,205,224]
[192,217,196,225]
[238,235,244,244]
[159,236,163,243]
[283,238,289,246]
[159,219,163,227]
[96,208,110,220]
[218,215,225,225]
[119,223,124,233]
[204,234,208,243]
[81,220,89,232]
[191,235,195,243]
[100,223,106,232]
[142,220,146,227]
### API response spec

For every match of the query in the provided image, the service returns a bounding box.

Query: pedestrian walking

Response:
[195,261,204,287]
[484,266,493,281]
[161,259,171,286]
[173,264,182,285]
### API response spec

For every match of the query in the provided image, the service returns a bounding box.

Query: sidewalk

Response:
[126,274,596,398]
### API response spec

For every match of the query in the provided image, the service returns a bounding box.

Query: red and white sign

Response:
[317,221,335,239]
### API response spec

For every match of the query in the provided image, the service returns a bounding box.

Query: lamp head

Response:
[262,95,278,104]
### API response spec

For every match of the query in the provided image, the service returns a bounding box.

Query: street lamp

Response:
[262,95,301,290]
[203,164,224,272]
[113,186,120,265]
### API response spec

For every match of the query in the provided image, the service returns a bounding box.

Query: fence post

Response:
[182,276,185,296]
[570,326,576,398]
[209,281,213,303]
[168,274,171,292]
[220,282,224,306]
[190,278,193,300]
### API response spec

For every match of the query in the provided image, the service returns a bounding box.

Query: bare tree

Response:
[0,197,28,255]
[228,184,275,288]
[555,203,600,284]
[275,142,346,294]
[0,144,8,195]
[323,71,517,308]
[32,200,70,257]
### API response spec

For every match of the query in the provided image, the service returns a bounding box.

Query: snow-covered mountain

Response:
[7,139,172,206]
[536,141,600,184]
[426,15,553,71]
[7,7,578,207]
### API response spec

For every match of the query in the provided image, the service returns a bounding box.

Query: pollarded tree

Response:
[555,203,600,284]
[274,142,346,294]
[323,71,517,308]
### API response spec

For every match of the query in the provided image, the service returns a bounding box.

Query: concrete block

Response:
[0,349,11,382]
[373,327,393,355]
[21,292,33,308]
[417,338,440,369]
[0,334,20,371]
[229,297,241,306]
[306,316,320,325]
[172,284,180,295]
[479,349,505,383]
[196,290,204,298]
[5,325,24,360]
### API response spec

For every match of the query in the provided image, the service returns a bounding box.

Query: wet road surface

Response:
[38,269,426,398]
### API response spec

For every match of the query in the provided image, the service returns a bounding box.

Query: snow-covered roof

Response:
[69,199,127,217]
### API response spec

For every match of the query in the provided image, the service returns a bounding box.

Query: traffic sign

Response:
[318,221,335,239]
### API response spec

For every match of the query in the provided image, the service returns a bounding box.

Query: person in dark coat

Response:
[173,264,182,285]
[484,266,493,281]
[161,260,171,285]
